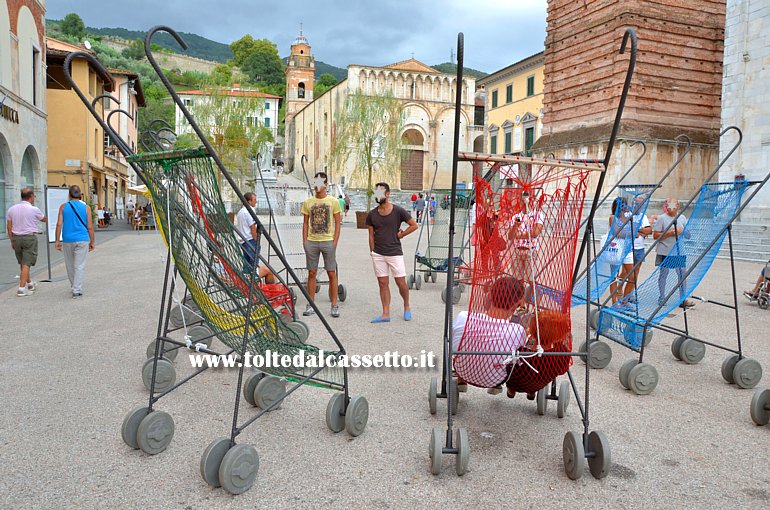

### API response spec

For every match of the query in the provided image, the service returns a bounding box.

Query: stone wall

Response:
[102,38,221,74]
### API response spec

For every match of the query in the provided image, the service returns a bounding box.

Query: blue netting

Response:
[573,184,657,306]
[597,181,751,350]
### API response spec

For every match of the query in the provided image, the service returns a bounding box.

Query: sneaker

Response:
[302,304,315,316]
[744,290,758,300]
[27,281,37,292]
[16,288,32,297]
[487,385,502,395]
[72,292,83,299]
[330,305,340,318]
[679,299,696,309]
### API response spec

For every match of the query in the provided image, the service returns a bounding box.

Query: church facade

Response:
[285,34,481,191]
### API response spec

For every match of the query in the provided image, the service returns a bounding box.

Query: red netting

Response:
[454,163,590,393]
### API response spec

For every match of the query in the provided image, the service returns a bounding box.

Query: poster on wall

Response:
[45,187,70,243]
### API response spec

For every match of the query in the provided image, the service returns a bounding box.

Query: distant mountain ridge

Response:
[52,22,488,80]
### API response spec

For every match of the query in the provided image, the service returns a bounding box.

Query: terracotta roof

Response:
[180,89,282,99]
[45,37,114,92]
[46,36,94,54]
[384,58,439,73]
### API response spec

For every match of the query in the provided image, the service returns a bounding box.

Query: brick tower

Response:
[285,28,315,124]
[532,0,727,200]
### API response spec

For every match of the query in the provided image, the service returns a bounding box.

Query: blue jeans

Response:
[241,239,260,275]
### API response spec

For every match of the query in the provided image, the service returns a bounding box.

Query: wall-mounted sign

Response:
[1,103,19,123]
[65,160,81,167]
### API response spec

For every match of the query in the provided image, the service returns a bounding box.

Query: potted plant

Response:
[329,90,405,228]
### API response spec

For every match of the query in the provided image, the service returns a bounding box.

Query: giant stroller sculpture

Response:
[65,26,368,495]
[427,29,637,479]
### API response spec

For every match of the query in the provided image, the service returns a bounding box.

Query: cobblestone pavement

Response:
[1,217,768,509]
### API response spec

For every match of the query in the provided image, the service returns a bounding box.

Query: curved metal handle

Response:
[91,93,119,109]
[604,27,637,168]
[715,126,742,174]
[62,51,132,158]
[300,154,312,192]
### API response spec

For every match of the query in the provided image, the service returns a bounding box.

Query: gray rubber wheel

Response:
[344,395,369,437]
[200,438,231,487]
[188,325,214,348]
[749,389,770,426]
[452,286,461,304]
[136,410,174,455]
[733,358,763,389]
[643,329,653,346]
[431,272,437,283]
[242,372,264,406]
[536,387,547,415]
[619,359,639,390]
[758,296,769,310]
[338,284,347,302]
[142,357,176,393]
[408,274,415,289]
[218,443,259,495]
[286,321,309,343]
[169,304,200,328]
[587,431,611,479]
[429,427,443,475]
[671,336,686,361]
[450,378,459,415]
[557,380,570,418]
[627,362,659,395]
[563,431,585,480]
[679,338,706,365]
[721,354,740,384]
[254,376,286,411]
[578,341,588,363]
[325,393,345,433]
[425,270,432,282]
[121,406,149,449]
[455,427,470,476]
[441,287,448,303]
[589,309,601,330]
[415,275,423,290]
[428,376,438,415]
[587,340,612,369]
[146,339,179,361]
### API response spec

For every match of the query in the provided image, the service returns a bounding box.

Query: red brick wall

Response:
[539,0,725,144]
[7,0,45,48]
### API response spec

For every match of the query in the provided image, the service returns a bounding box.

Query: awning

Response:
[127,185,150,196]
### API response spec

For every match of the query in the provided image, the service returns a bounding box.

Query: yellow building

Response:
[477,52,544,156]
[45,37,117,210]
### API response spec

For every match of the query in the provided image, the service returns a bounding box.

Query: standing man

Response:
[414,193,426,223]
[301,172,342,318]
[54,185,94,298]
[366,182,419,323]
[653,197,694,309]
[6,187,46,297]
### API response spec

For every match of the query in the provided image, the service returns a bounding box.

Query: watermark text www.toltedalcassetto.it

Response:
[189,349,437,370]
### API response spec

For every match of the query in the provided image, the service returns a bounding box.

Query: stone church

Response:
[284,32,482,191]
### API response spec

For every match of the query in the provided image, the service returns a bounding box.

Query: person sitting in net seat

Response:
[744,259,770,301]
[452,276,528,396]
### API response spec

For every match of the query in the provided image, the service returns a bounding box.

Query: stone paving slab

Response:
[0,219,768,509]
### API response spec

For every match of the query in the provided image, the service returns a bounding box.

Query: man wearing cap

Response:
[6,187,46,297]
[54,185,95,298]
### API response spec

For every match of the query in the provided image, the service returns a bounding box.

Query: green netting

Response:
[415,192,472,272]
[127,148,343,389]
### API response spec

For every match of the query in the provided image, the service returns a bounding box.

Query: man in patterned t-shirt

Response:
[301,172,342,317]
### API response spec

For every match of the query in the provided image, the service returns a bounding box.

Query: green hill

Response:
[84,26,234,62]
[431,63,488,78]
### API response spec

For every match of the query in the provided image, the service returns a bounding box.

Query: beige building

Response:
[477,52,544,157]
[46,37,117,210]
[286,34,481,191]
[0,0,46,239]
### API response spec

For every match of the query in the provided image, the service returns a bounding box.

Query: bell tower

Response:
[285,27,315,123]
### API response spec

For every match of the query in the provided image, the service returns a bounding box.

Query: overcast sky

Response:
[47,0,547,73]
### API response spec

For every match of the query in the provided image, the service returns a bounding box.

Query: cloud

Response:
[47,0,547,72]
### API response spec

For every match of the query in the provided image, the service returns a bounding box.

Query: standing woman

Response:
[55,185,95,298]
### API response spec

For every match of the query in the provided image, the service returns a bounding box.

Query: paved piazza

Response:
[1,222,768,508]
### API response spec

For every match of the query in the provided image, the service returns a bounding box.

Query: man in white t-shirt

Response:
[235,192,274,283]
[452,277,527,396]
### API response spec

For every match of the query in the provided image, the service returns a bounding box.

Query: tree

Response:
[241,51,284,85]
[330,90,405,209]
[314,73,338,97]
[229,35,279,67]
[122,39,145,60]
[61,13,86,41]
[176,84,274,180]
